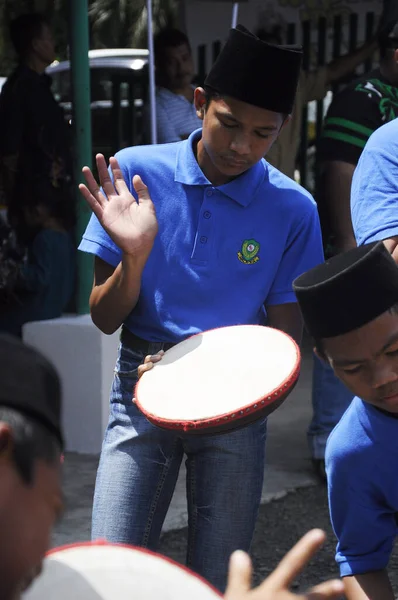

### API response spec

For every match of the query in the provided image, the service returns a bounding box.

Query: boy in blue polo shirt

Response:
[78,25,323,592]
[294,242,398,600]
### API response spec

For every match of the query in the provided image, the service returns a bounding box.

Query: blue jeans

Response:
[308,353,353,460]
[92,340,268,592]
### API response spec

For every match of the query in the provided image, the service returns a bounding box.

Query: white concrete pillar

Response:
[23,315,120,454]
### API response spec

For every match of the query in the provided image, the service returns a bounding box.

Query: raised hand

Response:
[79,154,158,257]
[225,529,344,600]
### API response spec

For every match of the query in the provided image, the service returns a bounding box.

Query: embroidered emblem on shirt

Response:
[238,239,260,264]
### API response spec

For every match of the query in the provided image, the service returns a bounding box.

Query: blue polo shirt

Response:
[79,129,323,342]
[351,118,398,246]
[326,397,398,577]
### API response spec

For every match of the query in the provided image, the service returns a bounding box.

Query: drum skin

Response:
[134,325,301,435]
[22,541,222,599]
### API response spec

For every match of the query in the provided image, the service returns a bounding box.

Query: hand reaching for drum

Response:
[79,154,158,257]
[137,351,164,378]
[132,351,164,404]
[225,530,344,600]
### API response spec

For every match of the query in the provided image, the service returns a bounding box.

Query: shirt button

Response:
[203,211,211,219]
[206,189,213,197]
[200,236,208,244]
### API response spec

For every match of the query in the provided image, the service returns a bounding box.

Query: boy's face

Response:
[322,309,398,413]
[0,435,63,598]
[194,88,287,185]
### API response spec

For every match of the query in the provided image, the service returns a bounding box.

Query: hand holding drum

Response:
[135,325,301,434]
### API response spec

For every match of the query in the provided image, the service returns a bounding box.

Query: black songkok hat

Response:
[0,334,64,447]
[204,25,302,115]
[293,242,398,339]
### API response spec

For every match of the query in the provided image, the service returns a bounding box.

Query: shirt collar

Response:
[175,129,268,207]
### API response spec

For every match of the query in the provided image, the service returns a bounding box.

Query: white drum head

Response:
[22,542,221,599]
[135,325,300,434]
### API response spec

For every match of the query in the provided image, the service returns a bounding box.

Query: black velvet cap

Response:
[293,242,398,339]
[204,25,302,114]
[0,334,63,447]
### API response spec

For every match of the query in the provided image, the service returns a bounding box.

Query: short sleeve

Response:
[351,122,398,246]
[326,443,397,577]
[156,99,180,144]
[318,88,382,165]
[266,203,324,305]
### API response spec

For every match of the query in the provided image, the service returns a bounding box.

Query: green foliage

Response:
[88,0,180,49]
[0,0,69,74]
[0,0,181,76]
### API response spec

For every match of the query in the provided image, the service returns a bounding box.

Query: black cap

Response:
[293,242,398,339]
[0,334,63,447]
[204,25,302,114]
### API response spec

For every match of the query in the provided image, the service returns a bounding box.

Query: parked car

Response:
[46,49,150,157]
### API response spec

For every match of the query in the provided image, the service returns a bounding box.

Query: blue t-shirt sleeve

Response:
[266,202,324,305]
[78,212,122,267]
[351,121,398,246]
[326,437,396,577]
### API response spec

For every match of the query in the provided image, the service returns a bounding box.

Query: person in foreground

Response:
[0,337,341,600]
[78,24,323,592]
[0,333,64,600]
[293,241,398,600]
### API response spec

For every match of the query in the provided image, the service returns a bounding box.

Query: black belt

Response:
[120,326,176,353]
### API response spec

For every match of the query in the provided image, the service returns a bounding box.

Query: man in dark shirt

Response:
[0,13,74,242]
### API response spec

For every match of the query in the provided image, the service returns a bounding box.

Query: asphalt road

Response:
[160,484,398,596]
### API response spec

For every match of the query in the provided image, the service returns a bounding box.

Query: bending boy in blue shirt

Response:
[294,242,398,600]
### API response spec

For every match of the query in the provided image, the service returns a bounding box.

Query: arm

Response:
[320,160,357,253]
[265,198,324,337]
[326,39,377,85]
[302,38,377,105]
[344,571,394,600]
[319,87,386,252]
[266,303,303,346]
[89,254,147,335]
[79,154,158,334]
